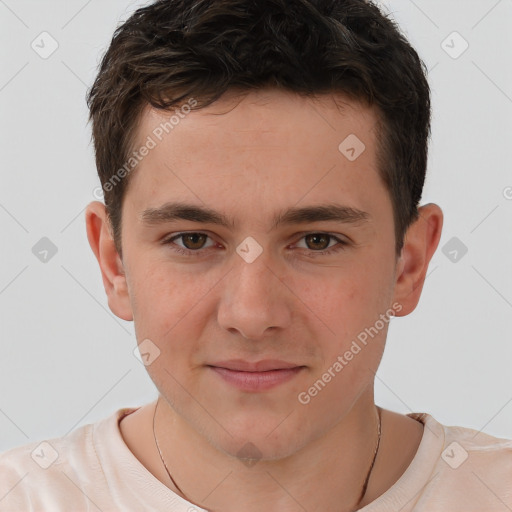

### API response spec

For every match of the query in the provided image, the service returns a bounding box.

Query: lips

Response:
[208,359,302,372]
[207,359,306,391]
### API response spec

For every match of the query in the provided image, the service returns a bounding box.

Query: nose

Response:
[217,253,293,340]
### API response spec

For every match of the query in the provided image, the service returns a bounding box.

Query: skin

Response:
[85,88,443,511]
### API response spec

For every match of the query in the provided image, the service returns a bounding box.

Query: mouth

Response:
[207,359,306,391]
[209,359,303,372]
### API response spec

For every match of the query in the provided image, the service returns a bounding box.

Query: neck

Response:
[153,390,382,512]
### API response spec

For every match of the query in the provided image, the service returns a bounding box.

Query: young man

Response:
[1,0,511,510]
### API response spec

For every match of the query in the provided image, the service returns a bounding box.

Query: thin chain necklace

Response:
[152,397,382,510]
[152,397,186,498]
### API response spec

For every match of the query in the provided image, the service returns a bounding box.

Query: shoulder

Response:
[424,413,512,469]
[441,418,512,484]
[0,421,95,510]
[0,407,135,511]
[413,413,512,509]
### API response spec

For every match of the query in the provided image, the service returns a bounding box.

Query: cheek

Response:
[293,270,374,334]
[129,263,218,342]
[130,267,212,394]
[296,262,393,357]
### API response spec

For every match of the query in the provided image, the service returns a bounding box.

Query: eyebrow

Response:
[140,202,371,230]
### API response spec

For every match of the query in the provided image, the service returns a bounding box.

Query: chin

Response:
[202,415,316,463]
[217,433,307,463]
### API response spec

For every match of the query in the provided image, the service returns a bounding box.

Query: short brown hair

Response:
[87,0,431,258]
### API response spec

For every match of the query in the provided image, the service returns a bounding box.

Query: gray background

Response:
[1,0,511,452]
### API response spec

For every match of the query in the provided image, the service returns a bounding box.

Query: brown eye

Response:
[162,232,218,256]
[304,233,331,251]
[181,233,208,250]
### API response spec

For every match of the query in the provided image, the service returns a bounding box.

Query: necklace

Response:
[152,397,382,510]
[152,397,187,498]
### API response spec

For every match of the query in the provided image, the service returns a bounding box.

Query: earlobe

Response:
[85,201,134,321]
[392,203,443,316]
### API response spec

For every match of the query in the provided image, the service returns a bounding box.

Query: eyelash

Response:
[161,232,348,258]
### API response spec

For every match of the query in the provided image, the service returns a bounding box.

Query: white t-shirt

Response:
[0,406,511,511]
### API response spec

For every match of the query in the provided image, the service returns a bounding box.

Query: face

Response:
[118,89,403,459]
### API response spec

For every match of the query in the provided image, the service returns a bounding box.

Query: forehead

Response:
[135,89,378,150]
[125,89,388,225]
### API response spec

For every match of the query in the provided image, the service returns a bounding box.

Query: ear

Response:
[85,201,133,321]
[392,203,443,316]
